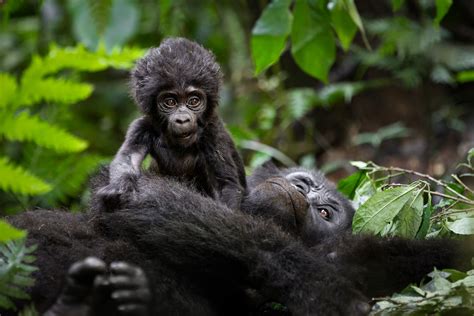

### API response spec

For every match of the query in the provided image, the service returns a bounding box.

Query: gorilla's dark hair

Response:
[131,38,223,117]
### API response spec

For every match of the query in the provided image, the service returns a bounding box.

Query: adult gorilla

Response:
[5,167,472,315]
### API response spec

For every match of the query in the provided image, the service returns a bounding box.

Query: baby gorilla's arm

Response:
[44,257,150,316]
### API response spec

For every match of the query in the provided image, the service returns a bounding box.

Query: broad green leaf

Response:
[251,0,292,74]
[446,217,474,235]
[390,188,423,238]
[391,0,405,11]
[330,0,357,51]
[0,112,88,153]
[103,0,139,50]
[0,73,17,108]
[337,170,366,199]
[457,70,474,83]
[353,185,417,235]
[0,221,26,243]
[352,177,376,210]
[434,0,453,25]
[0,157,51,195]
[291,0,335,83]
[341,0,370,49]
[416,194,433,239]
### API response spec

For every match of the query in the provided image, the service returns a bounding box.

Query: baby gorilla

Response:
[97,37,246,210]
[44,257,150,316]
[243,161,355,245]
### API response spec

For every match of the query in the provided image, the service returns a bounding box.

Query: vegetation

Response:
[0,0,473,314]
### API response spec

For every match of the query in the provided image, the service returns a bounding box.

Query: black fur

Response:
[4,168,472,315]
[97,37,246,210]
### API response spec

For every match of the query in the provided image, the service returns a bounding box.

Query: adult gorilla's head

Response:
[244,161,355,245]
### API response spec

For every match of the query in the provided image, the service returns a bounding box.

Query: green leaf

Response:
[434,0,453,25]
[416,195,433,239]
[390,188,424,238]
[291,0,336,83]
[353,185,418,235]
[18,79,93,107]
[391,0,405,11]
[338,170,366,199]
[0,221,26,243]
[0,157,52,195]
[456,70,474,83]
[286,88,319,120]
[0,73,17,108]
[446,217,474,235]
[329,0,357,51]
[0,112,88,153]
[251,0,292,75]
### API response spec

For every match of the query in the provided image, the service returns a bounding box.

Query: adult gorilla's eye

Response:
[187,96,201,108]
[318,208,331,220]
[163,98,177,108]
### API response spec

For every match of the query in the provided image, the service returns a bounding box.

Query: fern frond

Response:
[0,73,17,108]
[0,157,51,195]
[17,79,93,107]
[39,154,106,205]
[0,221,26,243]
[22,45,144,83]
[0,239,37,311]
[0,112,88,153]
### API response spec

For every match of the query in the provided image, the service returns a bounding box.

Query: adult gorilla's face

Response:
[283,169,355,243]
[244,163,355,245]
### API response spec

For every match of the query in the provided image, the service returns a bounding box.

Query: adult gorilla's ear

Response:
[247,159,283,189]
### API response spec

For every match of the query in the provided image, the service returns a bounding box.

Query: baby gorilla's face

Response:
[246,164,355,245]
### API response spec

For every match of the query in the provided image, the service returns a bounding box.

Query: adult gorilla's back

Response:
[7,171,367,315]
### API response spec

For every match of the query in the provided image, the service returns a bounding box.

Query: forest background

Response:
[1,0,474,314]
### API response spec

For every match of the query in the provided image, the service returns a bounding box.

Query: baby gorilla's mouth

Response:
[177,131,194,139]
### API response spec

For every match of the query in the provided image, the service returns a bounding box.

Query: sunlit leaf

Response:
[0,221,26,243]
[0,112,88,153]
[338,170,366,199]
[390,188,424,238]
[0,73,17,108]
[291,0,335,83]
[434,0,453,25]
[446,217,474,235]
[329,0,357,51]
[457,70,474,83]
[353,185,418,235]
[0,157,51,196]
[251,0,292,75]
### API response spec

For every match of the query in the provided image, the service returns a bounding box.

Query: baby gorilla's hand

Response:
[106,261,151,316]
[97,174,139,211]
[44,257,107,316]
[44,258,150,316]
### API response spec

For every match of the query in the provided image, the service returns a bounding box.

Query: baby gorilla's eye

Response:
[318,208,331,220]
[187,96,201,108]
[163,98,178,108]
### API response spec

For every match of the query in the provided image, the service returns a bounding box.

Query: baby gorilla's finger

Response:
[110,261,145,277]
[117,303,148,316]
[108,275,142,289]
[64,257,107,299]
[68,257,107,283]
[112,288,151,303]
